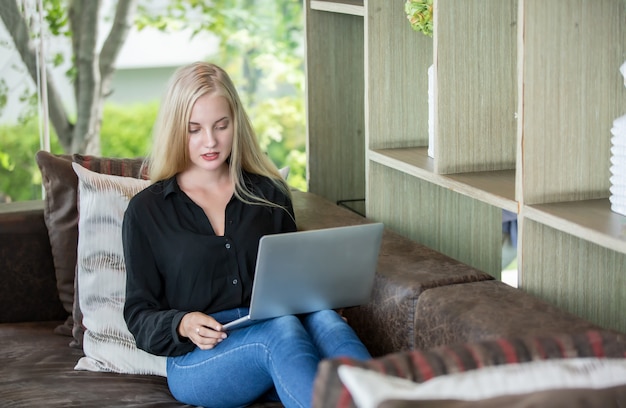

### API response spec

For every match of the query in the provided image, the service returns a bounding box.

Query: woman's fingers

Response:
[194,324,227,349]
[180,312,227,349]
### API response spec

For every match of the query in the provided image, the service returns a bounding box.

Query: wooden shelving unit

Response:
[310,0,363,16]
[305,0,626,333]
[525,199,626,254]
[305,0,365,207]
[369,148,517,212]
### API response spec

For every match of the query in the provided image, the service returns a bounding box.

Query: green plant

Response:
[100,102,158,158]
[248,95,307,191]
[405,0,433,37]
[0,119,62,202]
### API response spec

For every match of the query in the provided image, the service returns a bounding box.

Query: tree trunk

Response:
[0,0,138,155]
[69,0,101,154]
[0,0,72,151]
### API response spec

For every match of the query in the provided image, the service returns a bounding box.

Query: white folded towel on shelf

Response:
[609,109,626,216]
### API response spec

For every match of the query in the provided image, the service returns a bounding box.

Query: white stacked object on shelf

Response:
[609,61,626,216]
[427,64,435,158]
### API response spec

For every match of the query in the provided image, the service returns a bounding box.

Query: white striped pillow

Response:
[71,162,166,376]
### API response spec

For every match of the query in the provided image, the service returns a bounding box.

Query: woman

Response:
[122,61,371,408]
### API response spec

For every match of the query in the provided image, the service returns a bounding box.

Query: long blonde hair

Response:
[147,61,291,206]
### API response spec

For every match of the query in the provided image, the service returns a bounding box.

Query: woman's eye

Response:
[189,128,200,134]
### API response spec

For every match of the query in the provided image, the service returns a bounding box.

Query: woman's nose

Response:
[202,129,217,147]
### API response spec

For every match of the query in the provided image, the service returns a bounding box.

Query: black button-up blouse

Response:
[122,172,296,357]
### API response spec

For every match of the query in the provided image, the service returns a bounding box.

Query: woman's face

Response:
[187,93,234,174]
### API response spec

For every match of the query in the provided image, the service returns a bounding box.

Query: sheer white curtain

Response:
[20,0,50,152]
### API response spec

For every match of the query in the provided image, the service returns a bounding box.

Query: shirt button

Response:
[225,243,231,249]
[232,279,238,285]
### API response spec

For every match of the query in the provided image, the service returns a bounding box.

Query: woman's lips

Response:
[202,152,219,161]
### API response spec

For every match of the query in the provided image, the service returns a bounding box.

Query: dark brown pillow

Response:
[35,151,146,341]
[35,152,78,336]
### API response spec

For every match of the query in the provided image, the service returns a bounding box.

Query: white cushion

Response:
[72,162,166,376]
[338,358,626,408]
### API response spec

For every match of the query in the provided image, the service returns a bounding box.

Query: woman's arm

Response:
[122,200,195,357]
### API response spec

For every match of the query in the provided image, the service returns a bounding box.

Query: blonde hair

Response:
[147,61,291,206]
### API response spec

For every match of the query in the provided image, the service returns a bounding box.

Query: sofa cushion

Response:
[0,321,284,407]
[70,162,166,376]
[35,151,145,340]
[0,321,185,407]
[313,330,626,408]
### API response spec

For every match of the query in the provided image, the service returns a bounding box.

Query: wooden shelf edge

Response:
[310,0,364,16]
[369,148,518,212]
[524,199,626,255]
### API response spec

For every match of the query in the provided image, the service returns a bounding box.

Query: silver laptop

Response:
[223,222,384,330]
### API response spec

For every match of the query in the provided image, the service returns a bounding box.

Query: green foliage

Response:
[100,102,158,158]
[0,118,62,202]
[0,151,15,171]
[17,88,39,125]
[43,0,70,37]
[137,0,304,102]
[0,79,7,116]
[249,95,307,191]
[405,0,433,37]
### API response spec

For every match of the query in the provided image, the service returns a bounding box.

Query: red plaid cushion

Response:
[313,330,626,408]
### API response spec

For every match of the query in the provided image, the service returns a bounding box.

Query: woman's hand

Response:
[179,311,227,350]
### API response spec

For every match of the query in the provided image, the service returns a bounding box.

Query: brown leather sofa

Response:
[0,190,604,407]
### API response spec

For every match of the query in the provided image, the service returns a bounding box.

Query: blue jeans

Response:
[166,308,370,408]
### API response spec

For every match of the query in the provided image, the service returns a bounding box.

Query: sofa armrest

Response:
[343,228,493,357]
[0,201,66,323]
[413,280,603,349]
[344,230,493,357]
[291,190,494,357]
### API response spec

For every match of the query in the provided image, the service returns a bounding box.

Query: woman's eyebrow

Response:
[188,116,229,126]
